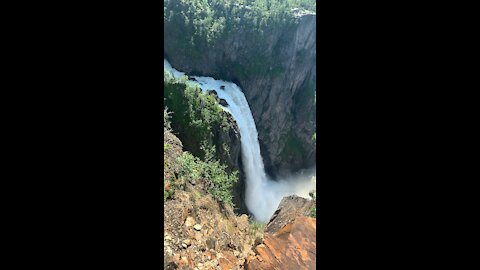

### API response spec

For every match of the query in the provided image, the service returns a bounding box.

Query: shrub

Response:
[164,182,176,202]
[308,190,316,218]
[164,70,230,161]
[249,219,265,234]
[309,205,316,218]
[176,152,238,206]
[164,107,172,134]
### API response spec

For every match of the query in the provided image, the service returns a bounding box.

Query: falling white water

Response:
[164,59,315,222]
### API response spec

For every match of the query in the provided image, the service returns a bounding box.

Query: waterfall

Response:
[164,59,315,222]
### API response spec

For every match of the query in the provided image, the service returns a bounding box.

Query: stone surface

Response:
[185,216,195,227]
[236,214,249,232]
[246,216,316,270]
[206,237,216,250]
[164,131,266,270]
[219,98,229,107]
[264,195,315,234]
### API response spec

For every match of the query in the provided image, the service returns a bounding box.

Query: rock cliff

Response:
[164,2,316,177]
[245,196,316,270]
[264,195,315,234]
[164,75,247,213]
[246,215,316,270]
[164,134,317,269]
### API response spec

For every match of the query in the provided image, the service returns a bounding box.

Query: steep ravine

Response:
[164,11,316,177]
[165,60,315,223]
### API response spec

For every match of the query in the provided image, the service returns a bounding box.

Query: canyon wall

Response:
[164,2,316,177]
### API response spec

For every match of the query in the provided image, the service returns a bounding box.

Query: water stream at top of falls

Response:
[164,59,315,222]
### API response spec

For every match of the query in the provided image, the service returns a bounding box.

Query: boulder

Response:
[264,195,315,234]
[219,99,229,107]
[207,89,218,98]
[246,216,316,270]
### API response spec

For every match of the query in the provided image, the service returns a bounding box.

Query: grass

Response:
[176,151,238,207]
[248,220,265,237]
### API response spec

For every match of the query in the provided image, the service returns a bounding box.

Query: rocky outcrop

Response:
[164,76,247,214]
[246,216,316,270]
[164,130,183,183]
[245,196,316,269]
[215,111,241,174]
[264,195,315,234]
[215,112,248,215]
[165,2,316,177]
[164,185,260,270]
[165,129,317,269]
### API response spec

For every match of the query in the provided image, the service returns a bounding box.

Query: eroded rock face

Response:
[246,216,316,270]
[165,4,316,177]
[264,195,315,234]
[245,195,316,269]
[215,112,248,214]
[164,130,183,183]
[164,187,259,270]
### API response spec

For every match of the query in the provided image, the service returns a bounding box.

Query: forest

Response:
[164,0,316,45]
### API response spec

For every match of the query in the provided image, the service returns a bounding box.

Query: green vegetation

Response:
[165,0,316,45]
[280,131,304,160]
[308,190,316,218]
[177,151,238,206]
[164,184,175,202]
[164,143,171,151]
[164,69,230,161]
[309,206,316,218]
[164,69,239,207]
[164,0,316,79]
[232,54,286,78]
[248,219,266,236]
[164,173,177,202]
[164,107,172,133]
[164,142,176,202]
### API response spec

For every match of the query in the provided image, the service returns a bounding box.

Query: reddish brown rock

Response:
[164,182,171,191]
[219,257,235,270]
[246,216,316,270]
[264,195,315,234]
[223,251,237,262]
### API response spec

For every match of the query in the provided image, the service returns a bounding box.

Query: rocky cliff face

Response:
[217,113,248,214]
[164,131,261,270]
[264,195,315,234]
[245,195,316,269]
[165,6,316,177]
[164,76,247,213]
[165,136,317,269]
[246,215,316,270]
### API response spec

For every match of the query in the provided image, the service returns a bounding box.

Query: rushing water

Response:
[164,59,315,222]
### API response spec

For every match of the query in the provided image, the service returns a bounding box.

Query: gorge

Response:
[164,59,315,222]
[164,0,316,178]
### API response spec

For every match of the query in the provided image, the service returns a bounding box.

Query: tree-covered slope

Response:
[164,69,248,213]
[164,0,316,176]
